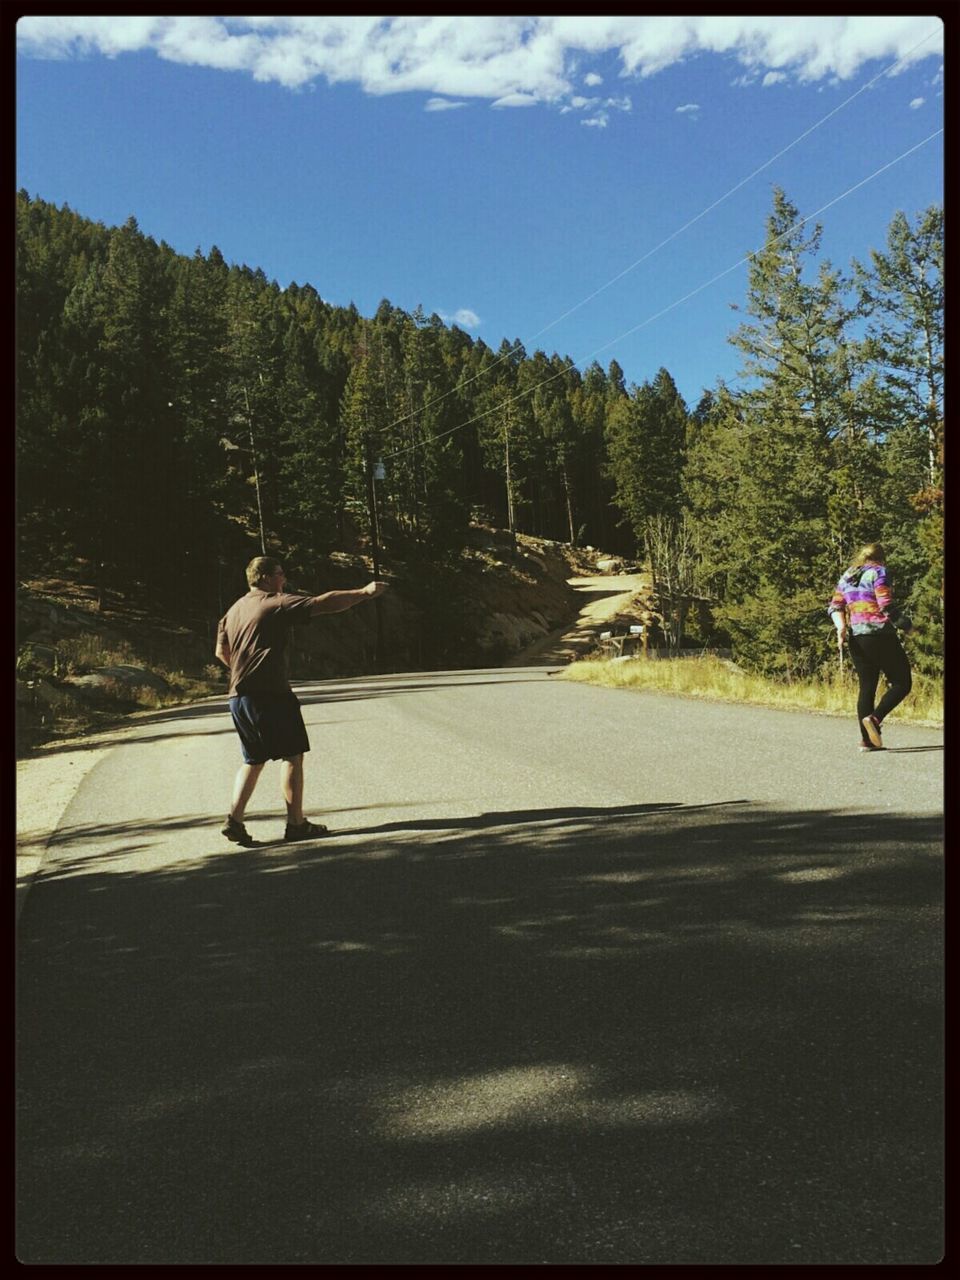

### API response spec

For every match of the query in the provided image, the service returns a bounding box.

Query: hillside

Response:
[16,527,631,754]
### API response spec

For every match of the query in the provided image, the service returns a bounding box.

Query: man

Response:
[215,555,388,845]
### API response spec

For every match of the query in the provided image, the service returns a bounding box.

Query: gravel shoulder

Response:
[16,739,116,918]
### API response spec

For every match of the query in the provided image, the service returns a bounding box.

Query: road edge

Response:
[16,742,113,920]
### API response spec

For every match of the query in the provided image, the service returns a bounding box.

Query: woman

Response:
[828,542,912,752]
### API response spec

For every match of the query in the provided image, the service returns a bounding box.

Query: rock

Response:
[596,558,624,574]
[67,665,171,696]
[17,643,60,676]
[18,596,98,640]
[328,552,366,569]
[48,605,82,632]
[477,610,550,654]
[31,678,87,712]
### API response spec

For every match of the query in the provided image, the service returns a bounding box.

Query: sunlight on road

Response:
[376,1064,729,1140]
[776,865,849,882]
[371,1172,542,1223]
[379,1064,585,1137]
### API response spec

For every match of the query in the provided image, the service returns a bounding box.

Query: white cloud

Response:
[15,15,944,120]
[675,103,700,114]
[909,96,925,109]
[16,14,169,58]
[438,308,481,328]
[425,97,467,111]
[582,113,609,129]
[762,71,787,87]
[491,92,540,109]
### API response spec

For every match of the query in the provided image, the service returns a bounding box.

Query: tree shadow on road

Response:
[17,801,943,1265]
[25,672,555,754]
[40,799,747,858]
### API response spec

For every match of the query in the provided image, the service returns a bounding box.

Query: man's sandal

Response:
[221,816,260,847]
[283,818,330,842]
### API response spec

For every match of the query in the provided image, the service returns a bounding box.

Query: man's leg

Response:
[230,761,265,822]
[281,754,304,826]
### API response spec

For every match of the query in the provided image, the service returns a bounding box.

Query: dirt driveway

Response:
[507,572,650,666]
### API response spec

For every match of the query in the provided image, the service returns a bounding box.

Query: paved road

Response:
[17,668,944,1263]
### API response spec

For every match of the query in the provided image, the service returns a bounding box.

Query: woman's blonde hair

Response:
[855,542,886,565]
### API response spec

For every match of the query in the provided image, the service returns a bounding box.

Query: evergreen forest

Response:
[16,188,943,678]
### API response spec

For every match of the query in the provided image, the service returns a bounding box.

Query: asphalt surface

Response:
[17,667,944,1263]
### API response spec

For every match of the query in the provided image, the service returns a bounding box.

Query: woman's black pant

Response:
[848,626,912,739]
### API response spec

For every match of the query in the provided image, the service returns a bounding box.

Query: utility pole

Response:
[364,433,385,669]
[242,383,266,553]
[503,408,516,540]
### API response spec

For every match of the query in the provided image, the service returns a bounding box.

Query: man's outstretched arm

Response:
[309,581,388,615]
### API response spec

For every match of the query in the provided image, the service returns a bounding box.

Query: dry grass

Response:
[54,634,221,704]
[56,634,137,674]
[560,653,943,726]
[17,632,224,755]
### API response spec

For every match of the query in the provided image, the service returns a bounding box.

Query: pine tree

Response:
[566,362,611,547]
[604,367,688,554]
[685,384,832,676]
[221,268,287,552]
[275,315,341,561]
[399,309,467,547]
[687,189,842,676]
[854,207,943,487]
[851,206,943,670]
[165,246,232,578]
[475,340,532,536]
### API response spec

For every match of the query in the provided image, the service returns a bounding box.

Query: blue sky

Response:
[16,16,943,408]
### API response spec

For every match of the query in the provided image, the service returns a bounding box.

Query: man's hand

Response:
[835,621,847,646]
[310,583,388,614]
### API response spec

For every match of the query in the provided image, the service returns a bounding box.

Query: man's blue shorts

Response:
[229,691,310,764]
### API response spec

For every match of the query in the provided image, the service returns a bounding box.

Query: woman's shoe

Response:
[861,715,883,748]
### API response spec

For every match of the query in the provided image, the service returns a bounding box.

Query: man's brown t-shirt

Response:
[217,590,316,696]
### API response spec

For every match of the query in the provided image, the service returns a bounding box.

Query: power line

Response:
[586,131,943,360]
[527,26,941,347]
[374,26,941,444]
[382,128,942,462]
